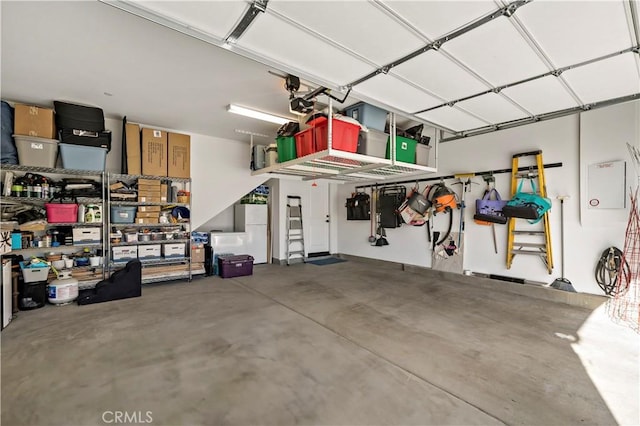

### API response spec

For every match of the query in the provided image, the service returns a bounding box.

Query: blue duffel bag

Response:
[1,101,18,164]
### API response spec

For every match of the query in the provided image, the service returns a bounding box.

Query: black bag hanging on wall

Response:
[346,192,371,220]
[378,185,406,228]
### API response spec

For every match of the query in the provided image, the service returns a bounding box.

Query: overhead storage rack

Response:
[251,101,438,183]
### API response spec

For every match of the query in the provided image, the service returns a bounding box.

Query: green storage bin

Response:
[386,135,417,164]
[276,136,296,163]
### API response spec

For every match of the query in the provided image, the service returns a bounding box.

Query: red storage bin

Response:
[313,117,359,153]
[294,128,315,158]
[45,202,78,223]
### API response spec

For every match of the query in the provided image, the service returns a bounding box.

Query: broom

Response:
[550,196,577,292]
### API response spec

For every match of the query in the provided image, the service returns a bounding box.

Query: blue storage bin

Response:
[343,102,388,132]
[59,143,107,171]
[110,206,137,223]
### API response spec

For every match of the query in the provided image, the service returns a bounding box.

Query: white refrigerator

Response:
[234,204,268,264]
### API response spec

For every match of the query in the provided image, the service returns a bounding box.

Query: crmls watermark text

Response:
[102,411,153,424]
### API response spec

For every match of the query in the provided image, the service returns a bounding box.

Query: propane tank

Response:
[47,270,79,305]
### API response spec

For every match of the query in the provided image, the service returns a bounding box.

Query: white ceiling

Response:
[0,1,306,143]
[2,0,640,143]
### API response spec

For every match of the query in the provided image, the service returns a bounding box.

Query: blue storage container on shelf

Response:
[59,143,107,171]
[110,206,137,224]
[343,102,388,132]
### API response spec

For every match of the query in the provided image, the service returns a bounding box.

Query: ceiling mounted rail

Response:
[628,0,640,45]
[441,92,640,142]
[414,45,640,115]
[346,0,531,89]
[224,0,269,45]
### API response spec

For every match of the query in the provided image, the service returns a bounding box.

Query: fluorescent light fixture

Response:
[227,104,290,125]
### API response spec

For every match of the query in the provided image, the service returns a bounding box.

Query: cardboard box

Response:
[141,128,167,177]
[135,218,159,224]
[137,178,161,186]
[72,227,101,244]
[160,184,168,202]
[14,104,56,139]
[112,246,138,262]
[192,246,205,263]
[109,182,125,191]
[138,189,161,197]
[138,205,161,212]
[168,132,190,178]
[135,212,159,218]
[138,244,161,259]
[138,196,162,203]
[125,123,141,175]
[163,243,186,258]
[138,185,161,193]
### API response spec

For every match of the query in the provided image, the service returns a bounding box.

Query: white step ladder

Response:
[286,196,306,265]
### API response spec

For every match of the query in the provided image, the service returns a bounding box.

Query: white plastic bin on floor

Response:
[14,135,58,168]
[59,143,106,171]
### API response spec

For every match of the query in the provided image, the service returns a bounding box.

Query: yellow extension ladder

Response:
[506,150,554,273]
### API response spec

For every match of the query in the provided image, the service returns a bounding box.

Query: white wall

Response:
[196,205,235,232]
[336,100,640,295]
[580,102,640,226]
[101,117,267,230]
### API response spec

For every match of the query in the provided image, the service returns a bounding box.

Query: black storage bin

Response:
[59,128,112,151]
[19,281,46,310]
[54,101,105,132]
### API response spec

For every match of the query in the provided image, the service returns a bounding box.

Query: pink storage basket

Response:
[45,202,78,223]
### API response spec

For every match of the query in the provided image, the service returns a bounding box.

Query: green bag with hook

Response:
[503,178,552,224]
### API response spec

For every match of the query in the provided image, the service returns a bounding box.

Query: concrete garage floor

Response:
[2,260,638,425]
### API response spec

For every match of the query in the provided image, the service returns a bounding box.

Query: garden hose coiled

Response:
[595,247,630,296]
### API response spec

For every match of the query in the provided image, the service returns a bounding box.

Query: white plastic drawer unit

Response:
[138,244,161,259]
[72,227,101,244]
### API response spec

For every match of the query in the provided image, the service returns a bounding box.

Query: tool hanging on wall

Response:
[549,195,576,292]
[425,182,458,247]
[368,186,377,243]
[451,174,478,249]
[374,213,389,246]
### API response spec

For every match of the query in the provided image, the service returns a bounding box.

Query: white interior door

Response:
[306,181,330,255]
